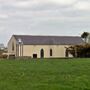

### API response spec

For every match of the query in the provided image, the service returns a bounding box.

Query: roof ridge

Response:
[13,34,80,37]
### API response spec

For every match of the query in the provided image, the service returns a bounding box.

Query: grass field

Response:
[0,58,90,90]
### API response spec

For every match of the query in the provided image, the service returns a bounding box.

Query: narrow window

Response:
[50,49,52,56]
[12,42,14,51]
[40,49,44,58]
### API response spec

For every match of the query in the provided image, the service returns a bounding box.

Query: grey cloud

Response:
[0,0,90,45]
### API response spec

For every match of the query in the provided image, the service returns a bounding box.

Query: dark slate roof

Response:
[13,35,84,45]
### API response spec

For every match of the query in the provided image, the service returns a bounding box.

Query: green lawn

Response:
[0,58,90,90]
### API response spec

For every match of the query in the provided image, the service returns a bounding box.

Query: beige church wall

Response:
[8,36,17,55]
[23,45,71,58]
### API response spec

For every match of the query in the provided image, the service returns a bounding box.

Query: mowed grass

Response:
[0,58,90,90]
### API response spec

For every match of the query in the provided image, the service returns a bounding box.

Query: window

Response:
[50,49,52,56]
[40,49,44,58]
[12,42,14,51]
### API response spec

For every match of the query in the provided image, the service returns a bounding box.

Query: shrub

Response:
[68,44,90,58]
[2,54,8,59]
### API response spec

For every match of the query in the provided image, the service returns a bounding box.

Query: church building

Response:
[8,35,84,58]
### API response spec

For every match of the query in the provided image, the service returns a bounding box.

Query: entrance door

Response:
[40,49,44,58]
[33,54,37,58]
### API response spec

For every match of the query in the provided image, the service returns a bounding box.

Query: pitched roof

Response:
[13,35,84,45]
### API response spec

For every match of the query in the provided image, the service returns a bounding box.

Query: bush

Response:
[68,44,90,58]
[2,54,8,59]
[0,54,8,59]
[0,55,3,58]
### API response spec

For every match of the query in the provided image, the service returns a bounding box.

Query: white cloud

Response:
[49,0,77,5]
[10,0,77,8]
[0,0,90,45]
[0,14,9,18]
[13,0,38,8]
[74,1,90,10]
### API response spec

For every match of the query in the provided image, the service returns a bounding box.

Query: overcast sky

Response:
[0,0,90,45]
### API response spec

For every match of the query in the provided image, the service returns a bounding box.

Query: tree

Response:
[81,32,89,43]
[68,44,90,58]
